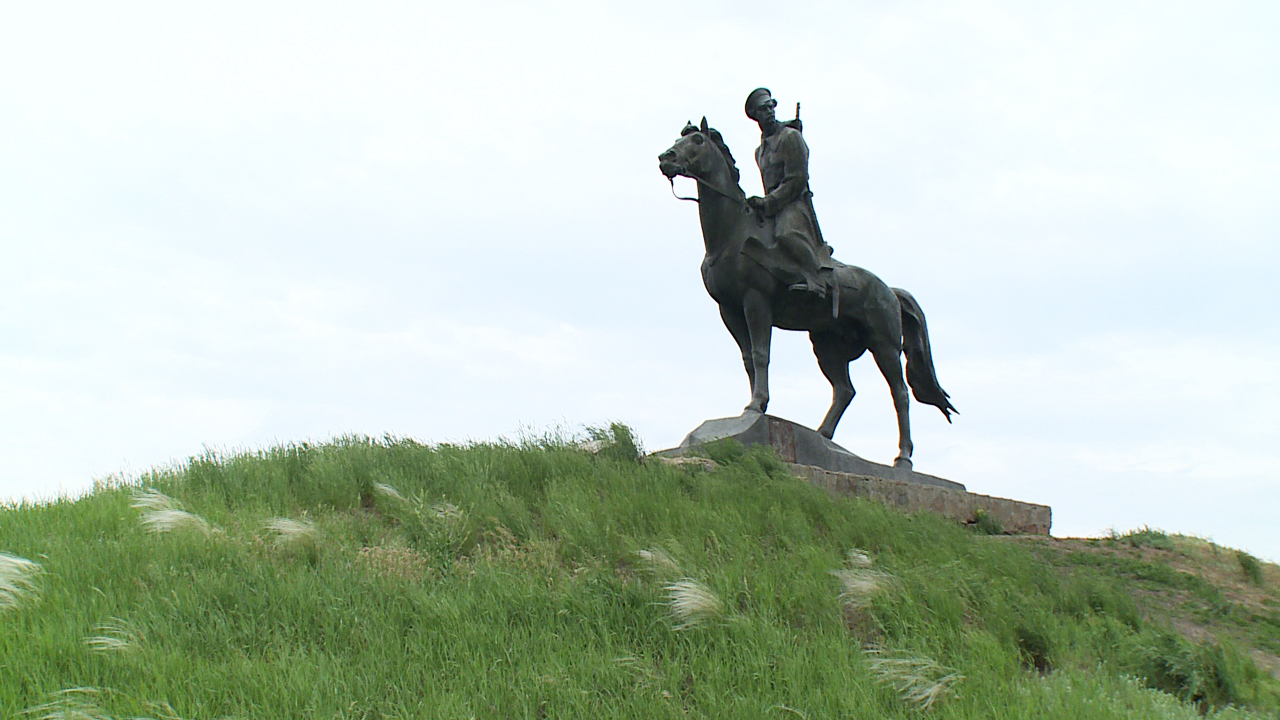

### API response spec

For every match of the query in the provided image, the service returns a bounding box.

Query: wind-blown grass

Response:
[864,648,964,711]
[263,517,317,546]
[846,547,874,568]
[371,482,406,503]
[22,687,113,720]
[636,548,681,576]
[130,489,213,536]
[2,433,1277,718]
[0,552,42,611]
[84,618,140,654]
[136,509,212,536]
[831,568,892,610]
[663,579,724,629]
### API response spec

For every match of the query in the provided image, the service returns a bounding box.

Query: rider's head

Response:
[745,87,778,124]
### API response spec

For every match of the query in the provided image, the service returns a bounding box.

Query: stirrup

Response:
[788,281,826,300]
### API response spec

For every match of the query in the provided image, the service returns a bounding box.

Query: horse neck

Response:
[696,175,746,259]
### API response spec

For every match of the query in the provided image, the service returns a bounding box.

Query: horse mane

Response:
[680,121,741,185]
[706,128,741,185]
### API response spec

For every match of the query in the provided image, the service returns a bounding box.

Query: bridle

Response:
[664,137,749,211]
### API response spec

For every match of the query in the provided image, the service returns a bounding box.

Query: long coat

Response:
[754,126,831,276]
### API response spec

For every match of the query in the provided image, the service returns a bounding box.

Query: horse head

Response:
[657,117,742,199]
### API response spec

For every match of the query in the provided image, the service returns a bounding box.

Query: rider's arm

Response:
[762,130,809,217]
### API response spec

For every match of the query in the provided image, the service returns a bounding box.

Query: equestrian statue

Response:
[657,88,956,468]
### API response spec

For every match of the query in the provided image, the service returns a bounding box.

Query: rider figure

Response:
[744,87,835,302]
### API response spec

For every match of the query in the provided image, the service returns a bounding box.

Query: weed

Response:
[585,422,643,463]
[1123,526,1176,551]
[1123,628,1269,712]
[1237,551,1264,586]
[968,508,1004,535]
[1013,624,1052,673]
[356,544,430,581]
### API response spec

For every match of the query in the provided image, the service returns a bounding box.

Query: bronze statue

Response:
[743,88,837,309]
[658,96,956,468]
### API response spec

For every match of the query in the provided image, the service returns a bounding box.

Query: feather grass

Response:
[846,547,874,568]
[264,517,318,547]
[663,579,723,629]
[372,482,406,503]
[831,568,892,610]
[129,489,178,513]
[21,687,113,720]
[138,509,212,536]
[864,648,963,711]
[430,501,464,522]
[0,552,42,612]
[85,618,141,654]
[636,548,681,575]
[131,489,214,536]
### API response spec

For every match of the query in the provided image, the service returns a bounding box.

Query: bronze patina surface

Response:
[658,91,957,469]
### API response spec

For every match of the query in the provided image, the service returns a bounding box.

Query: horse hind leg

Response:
[811,331,862,439]
[870,340,913,468]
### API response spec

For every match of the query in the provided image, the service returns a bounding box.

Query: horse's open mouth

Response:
[659,159,682,180]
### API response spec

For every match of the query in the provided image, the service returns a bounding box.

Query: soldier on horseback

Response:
[744,87,837,307]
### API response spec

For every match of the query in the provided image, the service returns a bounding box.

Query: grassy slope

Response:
[1,430,1277,720]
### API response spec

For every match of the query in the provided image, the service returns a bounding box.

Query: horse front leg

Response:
[742,290,773,414]
[719,304,756,394]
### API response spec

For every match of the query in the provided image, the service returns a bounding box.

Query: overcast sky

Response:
[2,1,1277,560]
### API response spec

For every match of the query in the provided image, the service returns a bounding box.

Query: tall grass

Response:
[0,432,1276,718]
[0,552,42,612]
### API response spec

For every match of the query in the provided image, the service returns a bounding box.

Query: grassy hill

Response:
[2,426,1278,719]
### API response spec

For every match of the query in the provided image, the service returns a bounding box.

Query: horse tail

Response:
[893,287,958,422]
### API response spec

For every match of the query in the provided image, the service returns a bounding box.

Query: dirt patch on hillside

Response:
[1012,534,1280,680]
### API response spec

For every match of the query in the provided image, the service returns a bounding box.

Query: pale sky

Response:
[2,2,1277,559]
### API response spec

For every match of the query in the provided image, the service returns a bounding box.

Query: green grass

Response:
[1,428,1277,719]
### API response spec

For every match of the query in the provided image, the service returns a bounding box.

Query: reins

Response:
[667,173,749,212]
[668,177,699,203]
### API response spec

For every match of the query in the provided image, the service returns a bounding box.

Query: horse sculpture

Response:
[658,118,956,468]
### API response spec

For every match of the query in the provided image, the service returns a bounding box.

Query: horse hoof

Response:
[893,457,913,470]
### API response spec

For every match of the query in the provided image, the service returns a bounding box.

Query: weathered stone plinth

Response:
[656,412,1051,535]
[792,465,1052,535]
[658,412,964,490]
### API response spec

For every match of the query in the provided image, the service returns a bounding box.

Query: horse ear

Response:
[700,116,709,133]
[681,121,698,137]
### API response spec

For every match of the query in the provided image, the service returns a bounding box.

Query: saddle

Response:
[741,217,841,318]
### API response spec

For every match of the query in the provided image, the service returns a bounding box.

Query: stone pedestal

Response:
[654,412,1051,535]
[658,412,964,491]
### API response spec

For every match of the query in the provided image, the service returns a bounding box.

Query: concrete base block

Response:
[791,464,1052,535]
[657,411,964,491]
[656,412,1051,535]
